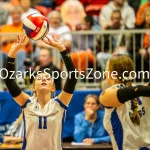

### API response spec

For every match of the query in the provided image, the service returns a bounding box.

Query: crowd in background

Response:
[0,0,150,89]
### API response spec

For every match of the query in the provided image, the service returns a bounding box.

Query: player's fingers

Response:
[20,37,24,44]
[22,35,26,43]
[45,36,52,44]
[17,35,20,43]
[14,39,17,44]
[52,34,58,42]
[42,39,50,45]
[25,37,30,44]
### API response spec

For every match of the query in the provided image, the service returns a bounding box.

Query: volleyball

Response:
[23,13,49,41]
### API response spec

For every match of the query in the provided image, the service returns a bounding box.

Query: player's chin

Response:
[39,86,52,93]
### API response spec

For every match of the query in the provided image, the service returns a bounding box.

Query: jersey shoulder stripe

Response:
[54,97,68,110]
[21,99,31,109]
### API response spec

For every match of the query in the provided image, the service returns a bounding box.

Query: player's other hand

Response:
[42,35,66,52]
[82,138,94,144]
[11,35,29,52]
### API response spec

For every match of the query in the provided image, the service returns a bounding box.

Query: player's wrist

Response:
[8,48,18,58]
[58,45,66,52]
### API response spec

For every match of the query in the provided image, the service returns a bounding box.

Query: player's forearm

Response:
[117,85,150,103]
[60,49,77,94]
[3,56,22,97]
[8,47,18,58]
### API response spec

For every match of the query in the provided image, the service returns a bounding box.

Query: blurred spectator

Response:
[99,0,135,29]
[102,10,129,47]
[133,7,150,81]
[7,0,41,24]
[0,114,23,144]
[82,15,100,31]
[36,10,72,51]
[33,0,53,8]
[73,94,110,144]
[73,15,98,51]
[97,10,129,71]
[70,15,96,73]
[60,0,86,31]
[48,10,72,51]
[0,6,30,72]
[136,0,150,25]
[34,48,62,90]
[128,0,141,14]
[70,49,95,73]
[0,6,9,26]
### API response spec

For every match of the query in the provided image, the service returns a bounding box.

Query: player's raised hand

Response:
[42,35,66,52]
[11,35,29,51]
[8,35,29,58]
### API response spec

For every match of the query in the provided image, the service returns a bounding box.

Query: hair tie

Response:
[122,76,133,82]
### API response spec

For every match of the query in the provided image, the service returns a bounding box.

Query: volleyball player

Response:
[4,35,77,150]
[99,55,150,150]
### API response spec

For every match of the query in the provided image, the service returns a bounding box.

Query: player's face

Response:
[84,97,99,112]
[34,73,54,93]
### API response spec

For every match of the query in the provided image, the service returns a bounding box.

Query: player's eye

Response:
[37,75,42,80]
[45,74,51,80]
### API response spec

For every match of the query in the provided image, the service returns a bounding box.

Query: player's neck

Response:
[109,78,122,86]
[37,93,51,109]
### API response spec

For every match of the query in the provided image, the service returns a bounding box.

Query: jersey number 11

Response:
[38,117,47,129]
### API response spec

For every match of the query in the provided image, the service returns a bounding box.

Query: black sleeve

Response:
[60,50,77,94]
[117,85,150,103]
[3,57,22,97]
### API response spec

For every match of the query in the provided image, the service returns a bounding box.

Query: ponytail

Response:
[124,81,140,125]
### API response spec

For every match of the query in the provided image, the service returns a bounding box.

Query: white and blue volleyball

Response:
[23,13,49,41]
